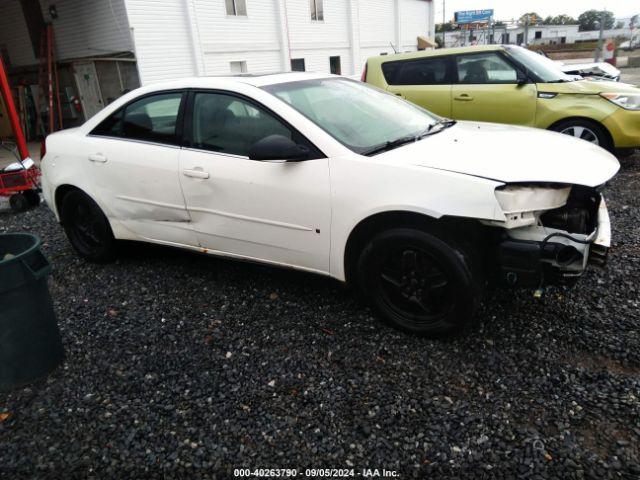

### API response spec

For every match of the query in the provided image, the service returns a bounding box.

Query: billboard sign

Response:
[454,9,494,24]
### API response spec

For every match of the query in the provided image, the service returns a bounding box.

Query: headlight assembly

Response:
[600,92,640,110]
[495,184,571,214]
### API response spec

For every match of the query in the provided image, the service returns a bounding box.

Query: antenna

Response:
[390,41,398,53]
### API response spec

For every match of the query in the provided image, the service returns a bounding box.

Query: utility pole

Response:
[442,0,446,48]
[595,10,605,61]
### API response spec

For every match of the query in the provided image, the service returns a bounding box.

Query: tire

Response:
[356,227,481,337]
[60,190,116,262]
[615,148,637,159]
[23,189,41,208]
[551,119,612,152]
[9,193,29,212]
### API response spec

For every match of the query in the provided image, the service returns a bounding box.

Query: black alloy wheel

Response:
[60,190,116,262]
[357,228,481,336]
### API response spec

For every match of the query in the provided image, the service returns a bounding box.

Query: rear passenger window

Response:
[190,92,308,157]
[382,57,448,86]
[91,92,183,145]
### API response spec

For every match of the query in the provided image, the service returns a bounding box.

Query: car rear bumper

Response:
[496,198,610,288]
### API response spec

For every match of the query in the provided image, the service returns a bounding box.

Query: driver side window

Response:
[456,52,518,84]
[190,92,302,157]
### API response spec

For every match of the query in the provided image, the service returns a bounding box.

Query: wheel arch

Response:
[54,184,84,221]
[342,210,483,285]
[546,116,614,150]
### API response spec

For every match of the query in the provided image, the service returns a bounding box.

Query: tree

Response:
[435,21,455,33]
[615,21,625,29]
[519,12,542,25]
[544,14,577,25]
[577,10,615,31]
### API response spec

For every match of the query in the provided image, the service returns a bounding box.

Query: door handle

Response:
[454,94,473,101]
[183,168,210,179]
[88,153,107,163]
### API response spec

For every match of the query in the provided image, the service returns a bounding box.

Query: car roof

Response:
[367,44,506,65]
[140,72,335,92]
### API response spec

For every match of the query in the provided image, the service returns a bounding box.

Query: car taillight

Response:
[361,63,367,82]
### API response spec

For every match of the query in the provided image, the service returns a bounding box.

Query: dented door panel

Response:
[84,136,198,246]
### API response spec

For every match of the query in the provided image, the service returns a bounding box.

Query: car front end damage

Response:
[484,183,611,288]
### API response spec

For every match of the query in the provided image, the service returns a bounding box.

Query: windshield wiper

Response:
[362,119,458,156]
[419,118,457,138]
[361,134,420,156]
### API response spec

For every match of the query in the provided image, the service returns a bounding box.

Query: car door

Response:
[451,51,537,126]
[384,56,452,117]
[178,90,331,273]
[86,90,198,247]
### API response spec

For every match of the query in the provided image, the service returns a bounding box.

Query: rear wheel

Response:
[60,190,116,262]
[24,189,41,207]
[356,228,481,337]
[552,119,611,151]
[9,193,29,212]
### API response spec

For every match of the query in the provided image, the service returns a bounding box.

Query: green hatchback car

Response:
[363,45,640,153]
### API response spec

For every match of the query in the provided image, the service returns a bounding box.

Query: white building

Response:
[0,0,435,123]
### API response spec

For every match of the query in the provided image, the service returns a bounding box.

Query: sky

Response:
[434,0,640,23]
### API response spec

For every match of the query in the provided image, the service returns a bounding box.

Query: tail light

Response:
[361,62,368,82]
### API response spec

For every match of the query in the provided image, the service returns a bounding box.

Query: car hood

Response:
[559,62,620,76]
[380,121,620,187]
[539,79,639,94]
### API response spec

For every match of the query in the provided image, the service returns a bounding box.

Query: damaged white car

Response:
[41,74,619,336]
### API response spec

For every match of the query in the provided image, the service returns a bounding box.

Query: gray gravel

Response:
[1,154,639,479]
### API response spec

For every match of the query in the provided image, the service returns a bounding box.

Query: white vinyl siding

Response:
[125,0,199,84]
[401,0,432,50]
[0,0,38,66]
[39,0,132,61]
[0,0,434,83]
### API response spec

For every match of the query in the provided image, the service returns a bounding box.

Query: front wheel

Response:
[60,190,116,262]
[356,228,481,337]
[551,119,612,151]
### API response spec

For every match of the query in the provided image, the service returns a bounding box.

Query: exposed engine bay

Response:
[492,184,609,288]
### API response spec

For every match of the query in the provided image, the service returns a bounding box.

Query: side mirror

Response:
[516,71,528,85]
[248,135,309,162]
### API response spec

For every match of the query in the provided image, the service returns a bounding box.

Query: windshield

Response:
[506,46,575,83]
[263,78,439,154]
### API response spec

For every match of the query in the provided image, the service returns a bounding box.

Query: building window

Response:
[291,58,305,72]
[226,0,247,16]
[230,61,248,74]
[535,31,542,39]
[329,56,341,75]
[310,0,324,21]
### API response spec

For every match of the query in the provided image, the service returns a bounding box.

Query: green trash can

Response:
[0,233,63,391]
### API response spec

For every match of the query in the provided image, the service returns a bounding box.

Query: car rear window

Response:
[382,57,448,86]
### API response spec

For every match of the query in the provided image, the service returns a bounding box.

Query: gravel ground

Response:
[1,154,639,479]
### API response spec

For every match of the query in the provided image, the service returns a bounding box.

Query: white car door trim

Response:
[186,205,314,231]
[114,195,188,211]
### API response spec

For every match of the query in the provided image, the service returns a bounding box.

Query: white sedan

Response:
[41,73,619,336]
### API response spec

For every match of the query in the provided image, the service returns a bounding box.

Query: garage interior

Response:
[0,0,139,145]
